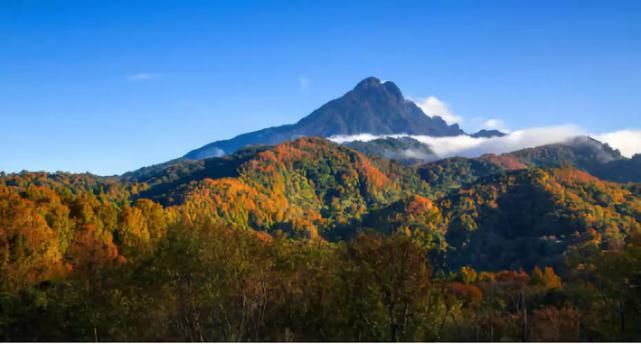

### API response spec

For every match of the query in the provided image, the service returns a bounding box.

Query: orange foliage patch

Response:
[447,282,483,306]
[354,155,390,189]
[553,167,602,185]
[405,195,435,215]
[482,154,528,170]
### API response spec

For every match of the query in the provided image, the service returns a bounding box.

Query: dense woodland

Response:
[2,137,641,341]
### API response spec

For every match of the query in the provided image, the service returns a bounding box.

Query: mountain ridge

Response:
[184,77,465,159]
[416,135,641,191]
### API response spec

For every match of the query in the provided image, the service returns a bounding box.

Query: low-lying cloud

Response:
[330,125,641,160]
[594,130,641,158]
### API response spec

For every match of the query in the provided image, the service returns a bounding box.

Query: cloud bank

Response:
[330,125,641,160]
[593,130,641,158]
[396,93,640,160]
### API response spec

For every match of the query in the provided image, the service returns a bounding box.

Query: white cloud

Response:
[329,133,390,144]
[412,125,583,158]
[594,130,641,158]
[329,125,585,158]
[413,96,506,131]
[413,96,463,125]
[127,73,161,81]
[482,118,510,132]
[298,77,311,89]
[400,149,435,160]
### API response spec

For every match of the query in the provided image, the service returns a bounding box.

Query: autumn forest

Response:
[2,136,641,341]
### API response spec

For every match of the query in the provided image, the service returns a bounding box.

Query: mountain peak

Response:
[354,76,383,90]
[352,76,404,102]
[185,77,464,159]
[471,129,507,138]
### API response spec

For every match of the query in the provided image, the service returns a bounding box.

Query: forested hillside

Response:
[1,137,641,341]
[415,136,641,195]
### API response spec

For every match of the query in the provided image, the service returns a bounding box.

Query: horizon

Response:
[2,0,641,175]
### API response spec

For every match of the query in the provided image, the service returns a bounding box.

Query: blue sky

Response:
[1,0,640,175]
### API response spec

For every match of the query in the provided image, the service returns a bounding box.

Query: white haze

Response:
[594,130,641,158]
[329,125,641,159]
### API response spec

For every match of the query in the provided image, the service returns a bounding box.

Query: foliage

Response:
[2,137,641,340]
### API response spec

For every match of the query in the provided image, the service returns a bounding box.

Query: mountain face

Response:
[344,137,437,164]
[506,136,623,168]
[125,137,426,237]
[184,77,463,159]
[470,129,506,138]
[133,134,641,211]
[499,136,641,183]
[416,136,641,192]
[593,153,641,183]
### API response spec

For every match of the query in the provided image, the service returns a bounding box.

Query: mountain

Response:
[344,137,437,164]
[417,156,510,194]
[125,136,641,260]
[504,137,641,183]
[128,134,641,214]
[12,136,639,271]
[470,129,506,138]
[5,136,641,341]
[498,136,641,184]
[360,165,641,272]
[184,77,464,159]
[124,137,430,236]
[505,136,623,168]
[438,166,641,271]
[416,136,641,191]
[593,153,641,183]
